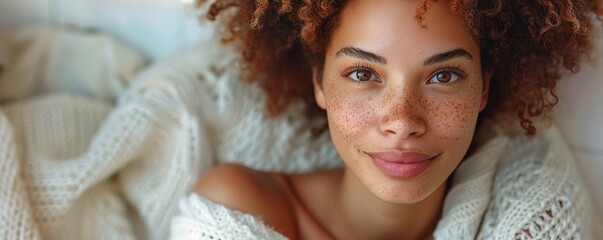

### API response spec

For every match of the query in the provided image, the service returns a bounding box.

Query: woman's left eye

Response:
[429,71,460,84]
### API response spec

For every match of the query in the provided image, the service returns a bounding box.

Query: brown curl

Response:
[200,0,602,135]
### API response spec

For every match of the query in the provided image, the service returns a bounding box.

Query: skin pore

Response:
[197,0,490,239]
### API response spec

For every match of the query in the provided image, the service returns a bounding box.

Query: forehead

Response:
[329,0,479,62]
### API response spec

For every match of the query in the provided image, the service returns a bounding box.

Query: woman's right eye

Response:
[347,69,380,82]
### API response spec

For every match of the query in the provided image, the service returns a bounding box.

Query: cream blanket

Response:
[0,26,340,239]
[0,26,598,239]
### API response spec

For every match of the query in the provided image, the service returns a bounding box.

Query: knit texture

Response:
[0,26,596,239]
[171,195,287,240]
[0,28,341,239]
[0,107,41,239]
[171,127,597,240]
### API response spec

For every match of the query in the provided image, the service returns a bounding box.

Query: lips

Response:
[367,150,438,178]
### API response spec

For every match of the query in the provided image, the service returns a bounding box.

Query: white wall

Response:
[555,33,603,218]
[0,0,212,61]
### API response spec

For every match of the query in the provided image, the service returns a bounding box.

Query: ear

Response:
[313,67,327,110]
[480,70,492,111]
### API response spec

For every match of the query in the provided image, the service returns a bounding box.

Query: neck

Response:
[330,169,445,239]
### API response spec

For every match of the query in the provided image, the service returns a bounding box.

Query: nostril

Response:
[385,129,397,135]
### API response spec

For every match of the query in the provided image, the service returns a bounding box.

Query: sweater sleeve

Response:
[170,194,287,240]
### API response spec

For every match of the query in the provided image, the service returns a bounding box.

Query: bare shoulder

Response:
[195,164,298,238]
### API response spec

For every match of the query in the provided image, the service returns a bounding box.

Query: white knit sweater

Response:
[170,127,598,240]
[0,29,597,239]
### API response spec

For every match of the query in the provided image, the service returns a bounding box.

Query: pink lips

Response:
[367,151,437,178]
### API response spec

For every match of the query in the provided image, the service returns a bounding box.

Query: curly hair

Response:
[200,0,602,135]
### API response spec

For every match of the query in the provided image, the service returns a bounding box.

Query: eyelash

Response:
[340,63,468,84]
[428,63,467,85]
[340,63,381,82]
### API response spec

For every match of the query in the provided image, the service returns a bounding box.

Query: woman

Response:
[191,0,601,239]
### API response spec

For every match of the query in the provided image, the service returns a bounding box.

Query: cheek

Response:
[431,80,483,143]
[324,83,376,141]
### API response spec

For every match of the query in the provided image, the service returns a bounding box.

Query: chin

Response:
[370,176,440,205]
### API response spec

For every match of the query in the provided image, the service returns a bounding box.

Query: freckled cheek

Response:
[326,92,377,140]
[429,88,483,142]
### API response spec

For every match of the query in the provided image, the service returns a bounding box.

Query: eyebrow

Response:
[335,47,473,66]
[335,47,387,64]
[423,48,473,65]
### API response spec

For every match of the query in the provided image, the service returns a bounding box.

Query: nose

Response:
[379,84,427,138]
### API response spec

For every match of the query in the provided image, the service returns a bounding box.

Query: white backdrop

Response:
[0,0,211,61]
[555,35,603,216]
[0,0,601,220]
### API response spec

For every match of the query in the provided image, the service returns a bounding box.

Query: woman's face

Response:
[314,0,490,204]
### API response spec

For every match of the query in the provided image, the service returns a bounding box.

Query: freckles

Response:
[452,81,483,135]
[432,88,481,140]
[379,178,427,200]
[407,177,428,198]
[328,91,375,141]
